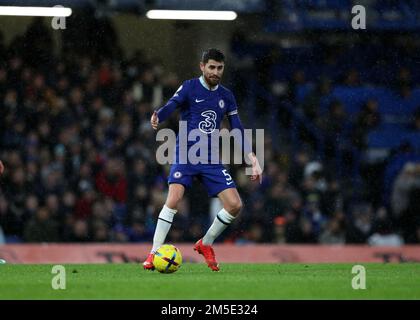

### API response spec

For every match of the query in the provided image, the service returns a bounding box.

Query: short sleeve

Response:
[156,80,190,122]
[169,81,189,106]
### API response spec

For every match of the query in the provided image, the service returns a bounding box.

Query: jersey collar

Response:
[199,75,218,91]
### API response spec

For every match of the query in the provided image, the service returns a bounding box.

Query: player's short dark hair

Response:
[201,48,225,64]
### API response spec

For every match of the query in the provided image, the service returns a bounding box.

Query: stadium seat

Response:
[367,129,409,149]
[295,0,351,10]
[296,83,315,103]
[330,86,371,115]
[367,129,420,150]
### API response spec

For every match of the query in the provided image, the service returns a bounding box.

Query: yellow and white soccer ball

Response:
[153,244,182,273]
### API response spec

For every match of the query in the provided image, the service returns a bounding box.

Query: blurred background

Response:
[0,0,419,247]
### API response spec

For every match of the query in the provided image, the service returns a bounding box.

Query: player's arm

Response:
[226,92,262,183]
[227,111,263,184]
[151,82,188,130]
[0,160,4,175]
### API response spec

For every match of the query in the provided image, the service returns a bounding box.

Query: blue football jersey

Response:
[157,76,239,164]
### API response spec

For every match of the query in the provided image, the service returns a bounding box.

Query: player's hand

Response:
[248,153,262,184]
[150,111,159,130]
[0,161,4,175]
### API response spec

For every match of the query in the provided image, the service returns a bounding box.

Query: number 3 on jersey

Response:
[199,110,217,134]
[222,169,234,185]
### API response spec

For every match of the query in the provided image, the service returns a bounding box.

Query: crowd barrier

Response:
[1,244,420,264]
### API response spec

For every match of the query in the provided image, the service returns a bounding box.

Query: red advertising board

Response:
[1,244,420,264]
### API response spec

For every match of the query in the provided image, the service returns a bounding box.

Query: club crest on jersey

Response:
[219,99,225,109]
[173,171,182,178]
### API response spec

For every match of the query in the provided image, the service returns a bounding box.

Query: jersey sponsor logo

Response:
[195,98,205,103]
[219,99,225,109]
[199,110,217,134]
[173,171,182,178]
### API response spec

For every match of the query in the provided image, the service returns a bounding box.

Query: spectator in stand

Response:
[283,210,300,243]
[394,67,413,98]
[95,156,127,203]
[319,216,346,244]
[396,166,420,243]
[345,204,374,243]
[288,149,311,189]
[0,225,4,244]
[273,216,287,243]
[0,161,4,243]
[302,77,332,121]
[67,219,90,242]
[296,218,318,243]
[23,207,59,242]
[352,99,382,149]
[368,207,404,246]
[415,224,420,244]
[391,163,420,220]
[410,107,420,131]
[342,68,361,87]
[319,100,350,160]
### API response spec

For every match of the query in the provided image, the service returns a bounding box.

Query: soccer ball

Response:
[153,244,182,273]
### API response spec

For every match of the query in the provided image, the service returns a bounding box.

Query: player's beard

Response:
[204,74,220,87]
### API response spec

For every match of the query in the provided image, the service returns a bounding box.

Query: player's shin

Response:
[151,205,177,253]
[202,208,235,245]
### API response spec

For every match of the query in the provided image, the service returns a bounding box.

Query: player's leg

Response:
[152,183,185,252]
[202,187,242,245]
[144,164,192,269]
[194,166,241,271]
[143,183,185,270]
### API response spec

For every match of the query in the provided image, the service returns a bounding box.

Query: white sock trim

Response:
[202,208,235,245]
[163,204,177,214]
[217,208,235,225]
[151,205,177,253]
[159,205,177,223]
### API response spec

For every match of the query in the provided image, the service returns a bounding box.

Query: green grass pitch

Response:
[0,263,419,300]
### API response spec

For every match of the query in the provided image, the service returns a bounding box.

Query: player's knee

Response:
[166,185,185,209]
[165,194,182,209]
[226,198,242,215]
[235,199,243,213]
[165,196,182,209]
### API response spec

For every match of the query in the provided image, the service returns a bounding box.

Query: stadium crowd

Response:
[0,18,419,245]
